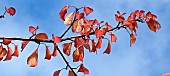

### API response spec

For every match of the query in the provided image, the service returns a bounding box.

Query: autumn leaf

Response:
[72,19,83,33]
[96,37,102,49]
[103,42,111,54]
[130,34,136,46]
[62,42,72,56]
[74,37,85,48]
[76,12,84,20]
[73,46,84,62]
[53,70,61,76]
[146,18,161,32]
[84,5,93,16]
[12,45,19,57]
[110,33,117,42]
[52,34,61,43]
[135,10,145,18]
[3,38,11,45]
[51,43,57,57]
[0,48,7,60]
[35,33,48,40]
[95,28,107,38]
[21,41,29,52]
[68,70,75,76]
[29,26,39,34]
[27,48,38,67]
[83,39,91,51]
[91,39,97,53]
[5,7,16,16]
[44,46,51,60]
[78,64,89,75]
[64,12,74,26]
[59,5,70,21]
[162,73,170,76]
[94,19,104,25]
[105,22,113,30]
[4,46,13,61]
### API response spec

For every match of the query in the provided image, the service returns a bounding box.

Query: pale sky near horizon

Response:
[0,0,170,76]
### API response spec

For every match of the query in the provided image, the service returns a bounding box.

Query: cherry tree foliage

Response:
[0,5,163,76]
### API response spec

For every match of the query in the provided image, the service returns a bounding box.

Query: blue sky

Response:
[0,0,170,76]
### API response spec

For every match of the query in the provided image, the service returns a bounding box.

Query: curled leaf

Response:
[0,48,7,60]
[78,64,89,75]
[4,46,13,61]
[146,18,161,32]
[51,43,57,57]
[130,34,136,46]
[5,7,16,16]
[35,33,48,40]
[12,45,19,57]
[110,33,117,42]
[84,5,93,16]
[103,42,111,54]
[76,12,84,20]
[3,38,11,45]
[64,12,74,26]
[96,37,102,49]
[44,46,51,60]
[62,42,72,56]
[91,39,97,53]
[27,48,38,67]
[21,41,29,51]
[59,5,70,21]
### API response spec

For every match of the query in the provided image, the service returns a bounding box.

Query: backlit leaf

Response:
[35,33,48,40]
[91,39,97,53]
[130,34,136,46]
[51,43,57,57]
[52,34,61,43]
[103,42,111,54]
[84,5,93,16]
[27,48,38,67]
[64,12,74,26]
[59,5,70,21]
[62,42,72,56]
[68,70,75,76]
[76,12,84,20]
[29,26,39,34]
[146,18,161,32]
[110,33,117,42]
[72,19,83,33]
[5,7,16,16]
[12,45,19,57]
[95,28,103,38]
[4,46,13,61]
[44,46,51,60]
[78,64,89,75]
[96,37,102,49]
[74,37,85,48]
[53,70,61,76]
[105,22,113,30]
[21,41,29,52]
[73,46,84,62]
[0,48,7,60]
[3,38,11,45]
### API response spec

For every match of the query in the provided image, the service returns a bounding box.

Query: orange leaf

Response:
[73,46,84,62]
[35,33,48,40]
[72,19,83,33]
[29,26,39,34]
[3,38,11,45]
[83,40,90,51]
[130,34,136,46]
[78,64,89,75]
[84,5,93,16]
[95,28,103,38]
[53,70,61,76]
[68,70,75,76]
[94,19,104,25]
[74,37,85,48]
[62,42,72,56]
[91,39,97,53]
[59,5,70,21]
[52,34,61,43]
[76,12,84,20]
[27,48,38,67]
[64,12,74,26]
[105,22,113,30]
[146,18,161,32]
[103,42,111,54]
[110,33,117,42]
[51,43,57,57]
[12,45,19,57]
[44,46,51,60]
[162,73,170,76]
[96,37,102,49]
[0,48,7,60]
[5,7,16,16]
[21,41,29,51]
[4,46,13,61]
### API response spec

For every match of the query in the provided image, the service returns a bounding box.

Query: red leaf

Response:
[76,12,84,20]
[3,38,11,45]
[21,41,29,51]
[51,43,57,57]
[94,19,104,25]
[62,42,72,56]
[73,46,84,62]
[84,5,93,16]
[68,70,75,76]
[72,19,83,33]
[74,37,85,48]
[110,33,117,42]
[27,48,38,67]
[59,5,70,21]
[162,73,170,76]
[95,28,103,38]
[53,70,61,76]
[64,12,74,26]
[130,34,136,46]
[5,7,16,16]
[0,48,7,60]
[105,22,113,30]
[78,64,89,75]
[29,26,39,34]
[44,46,51,60]
[4,46,13,61]
[96,37,102,49]
[52,34,61,43]
[146,18,161,32]
[35,33,48,40]
[12,45,19,57]
[103,42,111,54]
[91,39,97,53]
